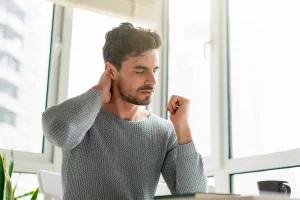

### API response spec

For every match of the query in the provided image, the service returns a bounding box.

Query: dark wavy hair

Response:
[103,22,162,71]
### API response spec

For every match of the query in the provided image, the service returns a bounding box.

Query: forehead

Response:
[123,49,159,67]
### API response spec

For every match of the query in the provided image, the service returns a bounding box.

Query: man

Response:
[42,22,207,200]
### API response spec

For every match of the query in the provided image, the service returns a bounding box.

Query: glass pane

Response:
[207,176,215,193]
[68,8,146,98]
[232,167,300,199]
[207,176,215,186]
[228,0,300,158]
[168,0,211,157]
[0,0,53,153]
[11,173,44,200]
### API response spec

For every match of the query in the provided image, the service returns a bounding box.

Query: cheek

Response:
[123,78,140,90]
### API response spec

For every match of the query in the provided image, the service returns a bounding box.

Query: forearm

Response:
[162,141,208,194]
[175,142,208,193]
[42,88,102,149]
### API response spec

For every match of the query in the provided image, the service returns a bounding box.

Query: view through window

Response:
[0,0,53,153]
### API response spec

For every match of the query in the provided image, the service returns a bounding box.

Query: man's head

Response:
[103,22,162,105]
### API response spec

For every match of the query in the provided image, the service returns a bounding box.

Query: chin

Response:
[138,98,152,106]
[139,101,151,106]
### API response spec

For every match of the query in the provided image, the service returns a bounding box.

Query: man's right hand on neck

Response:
[93,72,112,103]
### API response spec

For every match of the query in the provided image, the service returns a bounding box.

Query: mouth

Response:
[140,90,155,94]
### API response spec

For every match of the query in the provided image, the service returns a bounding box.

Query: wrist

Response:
[174,122,193,145]
[92,85,102,93]
[177,135,192,145]
[173,120,190,131]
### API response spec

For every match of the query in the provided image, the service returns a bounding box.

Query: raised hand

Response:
[167,95,192,144]
[93,72,112,103]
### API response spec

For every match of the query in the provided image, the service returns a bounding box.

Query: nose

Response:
[145,71,157,86]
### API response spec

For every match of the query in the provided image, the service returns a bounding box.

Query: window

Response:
[0,25,24,49]
[6,0,25,22]
[0,107,16,126]
[0,78,18,98]
[0,53,20,72]
[168,0,211,157]
[208,176,215,187]
[11,173,43,200]
[68,9,120,98]
[68,8,145,98]
[207,176,216,192]
[228,0,300,158]
[231,167,300,199]
[0,0,53,153]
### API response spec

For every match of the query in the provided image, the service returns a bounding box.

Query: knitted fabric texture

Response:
[42,88,207,200]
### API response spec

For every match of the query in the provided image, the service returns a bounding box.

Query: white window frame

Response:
[219,0,300,194]
[155,0,222,184]
[0,4,68,174]
[160,0,300,194]
[158,0,224,173]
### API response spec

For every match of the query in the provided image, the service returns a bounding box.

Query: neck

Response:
[101,96,149,121]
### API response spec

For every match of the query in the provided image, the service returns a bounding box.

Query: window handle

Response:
[53,36,63,62]
[203,40,212,60]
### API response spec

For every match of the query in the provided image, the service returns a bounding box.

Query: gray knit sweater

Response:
[42,88,207,200]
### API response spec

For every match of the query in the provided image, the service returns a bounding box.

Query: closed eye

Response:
[135,70,145,74]
[134,66,159,74]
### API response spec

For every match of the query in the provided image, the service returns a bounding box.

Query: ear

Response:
[105,62,118,80]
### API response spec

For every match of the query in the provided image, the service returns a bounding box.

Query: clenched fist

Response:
[167,95,192,144]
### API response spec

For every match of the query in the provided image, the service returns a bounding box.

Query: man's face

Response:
[116,49,159,105]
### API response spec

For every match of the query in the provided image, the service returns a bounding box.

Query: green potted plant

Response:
[0,150,39,200]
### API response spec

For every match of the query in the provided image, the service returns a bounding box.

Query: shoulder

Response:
[149,113,176,138]
[150,113,174,130]
[149,113,177,149]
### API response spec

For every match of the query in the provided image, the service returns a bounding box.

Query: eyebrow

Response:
[134,65,160,70]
